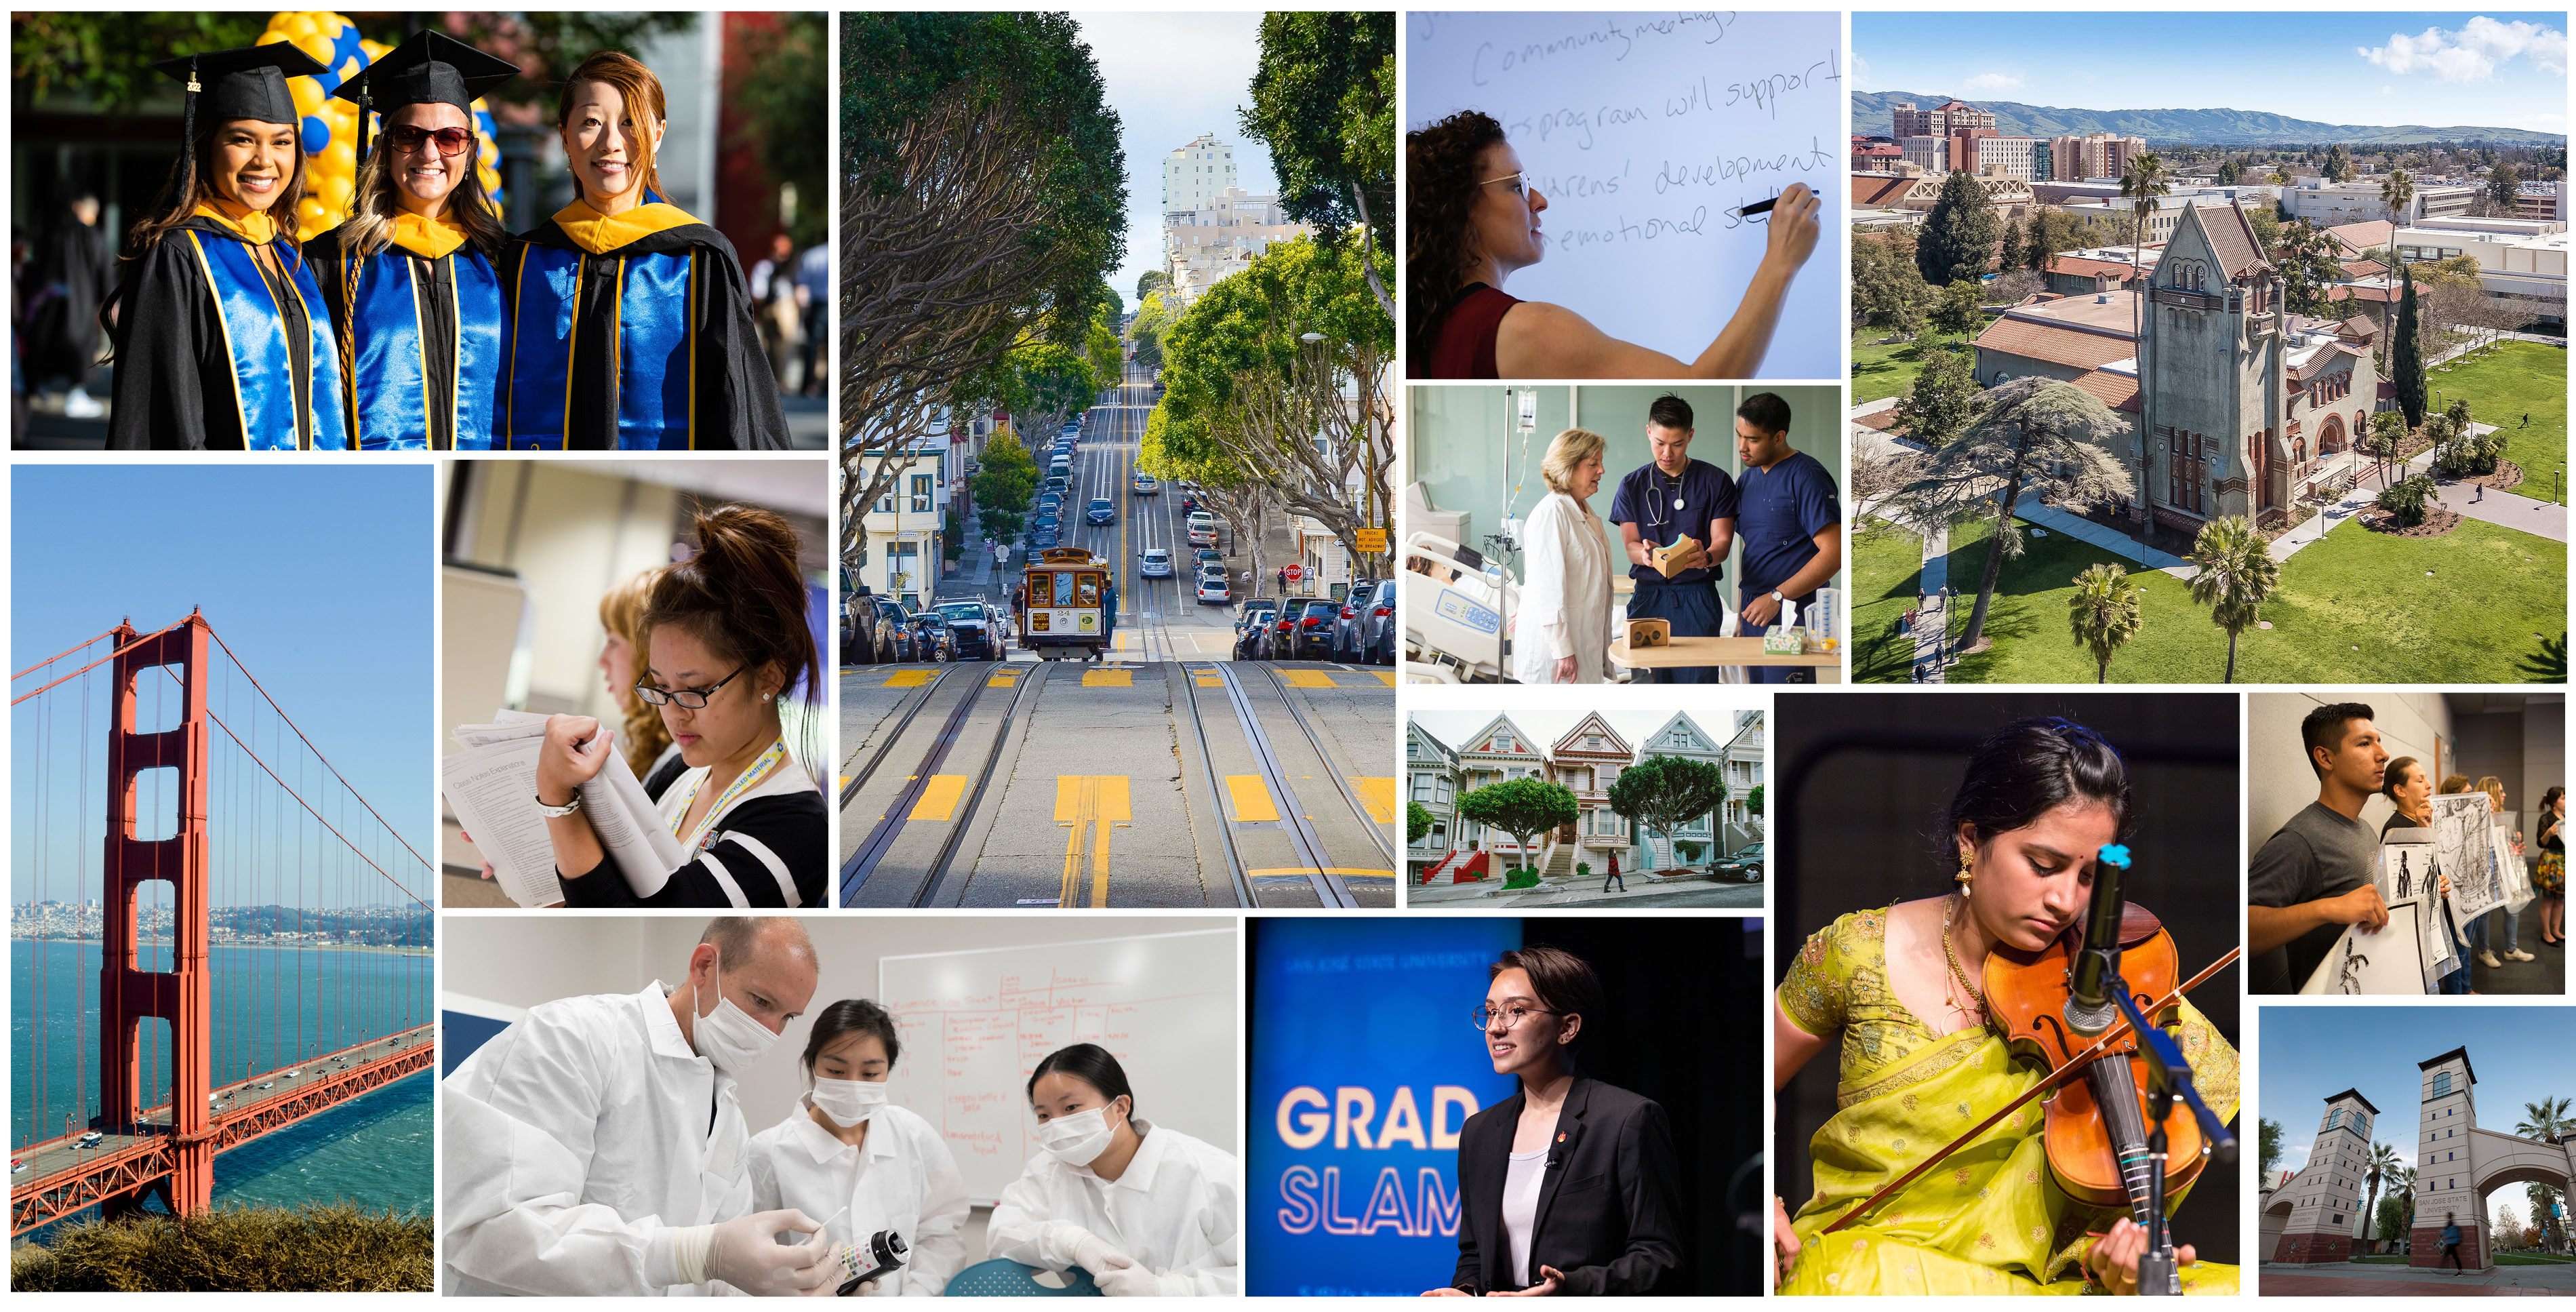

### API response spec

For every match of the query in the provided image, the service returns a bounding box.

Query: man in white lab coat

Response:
[442,917,838,1296]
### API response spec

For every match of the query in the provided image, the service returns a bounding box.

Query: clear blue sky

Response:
[1856,12,2567,136]
[1074,12,1281,313]
[12,466,434,909]
[2263,1006,2576,1218]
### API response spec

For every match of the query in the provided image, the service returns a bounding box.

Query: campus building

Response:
[2265,1088,2381,1263]
[2283,176,2479,227]
[2047,131,2149,182]
[1890,98,1996,138]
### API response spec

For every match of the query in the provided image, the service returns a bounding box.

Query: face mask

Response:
[811,1077,887,1128]
[1035,1101,1123,1167]
[691,947,780,1076]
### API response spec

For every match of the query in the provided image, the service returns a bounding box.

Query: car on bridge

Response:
[1085,498,1116,526]
[78,1132,102,1147]
[1132,473,1159,494]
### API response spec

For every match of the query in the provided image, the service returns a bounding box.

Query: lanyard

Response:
[670,740,790,853]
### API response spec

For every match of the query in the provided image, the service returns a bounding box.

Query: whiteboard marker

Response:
[1731,197,1780,218]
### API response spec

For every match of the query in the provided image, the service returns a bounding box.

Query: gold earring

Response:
[1957,848,1974,896]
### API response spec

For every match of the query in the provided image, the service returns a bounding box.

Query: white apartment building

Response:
[1163,134,1239,233]
[1165,186,1313,308]
[2284,176,2478,226]
[854,410,955,608]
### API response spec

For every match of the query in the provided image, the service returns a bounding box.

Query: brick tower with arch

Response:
[2266,1088,2379,1262]
[2411,1046,2575,1271]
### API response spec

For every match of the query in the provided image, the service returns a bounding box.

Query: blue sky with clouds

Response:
[2262,1006,2576,1218]
[1073,12,1281,313]
[1855,12,2567,136]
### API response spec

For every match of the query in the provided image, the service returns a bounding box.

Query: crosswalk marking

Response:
[1372,672,1397,686]
[1225,775,1280,823]
[1349,778,1399,824]
[910,775,966,822]
[1276,670,1338,689]
[1196,675,1224,687]
[1054,776,1132,908]
[989,675,1017,687]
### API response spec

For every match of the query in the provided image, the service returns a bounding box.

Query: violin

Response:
[1983,904,2207,1216]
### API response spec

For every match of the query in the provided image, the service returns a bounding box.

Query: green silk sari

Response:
[1778,909,2240,1296]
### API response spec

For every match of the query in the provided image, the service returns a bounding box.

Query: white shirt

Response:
[1512,490,1612,685]
[441,981,753,1296]
[985,1119,1242,1296]
[746,1100,969,1296]
[1502,1149,1547,1288]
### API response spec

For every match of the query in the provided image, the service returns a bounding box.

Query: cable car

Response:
[1018,547,1110,661]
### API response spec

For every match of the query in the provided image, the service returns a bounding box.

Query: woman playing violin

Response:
[1769,717,2239,1295]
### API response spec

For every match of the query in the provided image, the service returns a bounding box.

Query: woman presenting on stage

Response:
[1428,945,1681,1296]
[501,50,788,450]
[1770,717,2239,1296]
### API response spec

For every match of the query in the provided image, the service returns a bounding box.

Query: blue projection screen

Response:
[1249,917,1523,1296]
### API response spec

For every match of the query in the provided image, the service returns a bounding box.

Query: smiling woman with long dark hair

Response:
[497,50,786,450]
[1770,717,2240,1296]
[105,44,349,449]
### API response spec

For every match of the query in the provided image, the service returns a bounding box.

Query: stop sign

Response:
[1285,565,1305,581]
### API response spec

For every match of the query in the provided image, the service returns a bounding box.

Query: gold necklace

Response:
[1941,892,1988,1020]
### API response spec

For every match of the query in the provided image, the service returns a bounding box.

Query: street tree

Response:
[1916,170,1999,285]
[970,429,1039,544]
[2259,1118,2284,1178]
[1930,279,1985,338]
[2363,1142,2402,1254]
[2184,515,2280,683]
[2393,269,2428,426]
[1241,11,1396,321]
[2067,562,2144,683]
[1155,235,1394,576]
[1605,754,1728,873]
[1998,216,2025,275]
[1886,376,2135,654]
[839,12,1125,552]
[1746,784,1763,820]
[1408,801,1434,846]
[1456,776,1578,877]
[1137,269,1171,304]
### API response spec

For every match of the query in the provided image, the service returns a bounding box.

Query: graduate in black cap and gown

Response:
[499,49,788,450]
[303,31,517,450]
[106,45,350,449]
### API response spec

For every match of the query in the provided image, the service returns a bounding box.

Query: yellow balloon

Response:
[279,14,317,41]
[297,195,330,226]
[293,33,335,68]
[258,28,291,46]
[361,39,389,60]
[288,77,324,119]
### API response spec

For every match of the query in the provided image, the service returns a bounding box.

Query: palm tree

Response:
[2067,563,2144,683]
[2381,167,2416,223]
[2363,1141,2402,1254]
[2121,153,2169,536]
[2186,516,2280,683]
[2516,1097,2573,1252]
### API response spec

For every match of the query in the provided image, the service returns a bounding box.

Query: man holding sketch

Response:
[2247,704,2391,993]
[1610,394,1735,683]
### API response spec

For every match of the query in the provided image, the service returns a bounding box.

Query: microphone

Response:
[2064,843,2130,1035]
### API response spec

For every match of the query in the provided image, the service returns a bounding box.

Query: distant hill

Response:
[1853,90,2564,146]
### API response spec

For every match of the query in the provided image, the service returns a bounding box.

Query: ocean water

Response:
[12,939,432,1227]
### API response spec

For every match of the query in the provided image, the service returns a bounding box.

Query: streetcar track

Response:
[1251,662,1401,868]
[912,660,1055,907]
[1211,663,1357,908]
[837,666,959,809]
[839,670,991,902]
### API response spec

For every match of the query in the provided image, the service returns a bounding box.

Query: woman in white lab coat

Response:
[1510,427,1614,685]
[748,999,969,1296]
[986,1043,1241,1296]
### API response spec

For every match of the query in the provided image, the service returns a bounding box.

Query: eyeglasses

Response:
[1474,172,1529,201]
[633,664,748,709]
[1470,1003,1565,1031]
[386,125,475,158]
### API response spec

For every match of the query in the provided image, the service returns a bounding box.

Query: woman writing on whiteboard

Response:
[986,1043,1241,1296]
[534,504,826,907]
[748,999,969,1295]
[1426,945,1682,1296]
[1407,110,1820,380]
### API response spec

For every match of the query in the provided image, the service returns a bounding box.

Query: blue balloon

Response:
[301,115,331,155]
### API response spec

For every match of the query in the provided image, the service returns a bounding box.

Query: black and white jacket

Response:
[558,748,826,908]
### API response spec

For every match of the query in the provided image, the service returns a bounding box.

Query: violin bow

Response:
[1818,945,2243,1235]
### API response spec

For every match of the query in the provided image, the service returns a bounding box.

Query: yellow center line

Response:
[1053,776,1131,907]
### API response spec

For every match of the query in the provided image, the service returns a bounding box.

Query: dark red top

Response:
[1420,283,1521,379]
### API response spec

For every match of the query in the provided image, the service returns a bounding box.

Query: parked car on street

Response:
[1710,842,1764,883]
[910,614,957,662]
[1281,597,1337,660]
[1196,574,1231,605]
[1186,512,1217,546]
[873,597,917,662]
[1333,578,1399,664]
[1234,599,1279,660]
[933,601,1004,660]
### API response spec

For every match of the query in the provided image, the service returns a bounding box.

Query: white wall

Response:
[2249,692,2454,847]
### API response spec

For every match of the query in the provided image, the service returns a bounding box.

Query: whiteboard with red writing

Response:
[879,930,1239,1203]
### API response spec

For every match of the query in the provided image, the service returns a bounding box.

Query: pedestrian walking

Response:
[1601,851,1624,894]
[2441,1214,2464,1273]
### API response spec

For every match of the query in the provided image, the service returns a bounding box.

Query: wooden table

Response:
[1607,635,1843,683]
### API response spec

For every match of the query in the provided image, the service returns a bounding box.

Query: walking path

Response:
[2259,1259,2576,1294]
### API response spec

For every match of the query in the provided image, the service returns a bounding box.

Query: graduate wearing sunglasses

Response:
[304,32,517,450]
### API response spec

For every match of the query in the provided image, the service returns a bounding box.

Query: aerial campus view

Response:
[1845,12,2569,684]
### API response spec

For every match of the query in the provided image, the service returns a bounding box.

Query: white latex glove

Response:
[696,1210,838,1296]
[1045,1221,1136,1280]
[1094,1264,1167,1297]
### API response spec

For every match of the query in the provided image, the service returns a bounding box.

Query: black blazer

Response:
[1450,1077,1683,1296]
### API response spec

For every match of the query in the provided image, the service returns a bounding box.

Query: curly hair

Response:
[598,566,674,776]
[1406,111,1508,363]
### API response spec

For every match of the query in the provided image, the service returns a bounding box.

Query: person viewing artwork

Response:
[1406,111,1819,380]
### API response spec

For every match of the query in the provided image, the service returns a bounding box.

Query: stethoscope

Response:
[1646,468,1685,533]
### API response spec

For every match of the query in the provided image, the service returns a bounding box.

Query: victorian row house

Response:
[1411,710,1765,882]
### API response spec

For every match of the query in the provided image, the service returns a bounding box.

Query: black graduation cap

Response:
[333,31,517,162]
[151,43,329,128]
[150,44,331,216]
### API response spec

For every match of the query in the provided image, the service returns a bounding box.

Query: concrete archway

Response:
[2320,413,2347,457]
[2261,1194,2297,1259]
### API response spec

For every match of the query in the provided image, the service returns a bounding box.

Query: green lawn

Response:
[2426,340,2569,505]
[1852,511,2565,684]
[1852,327,1973,405]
